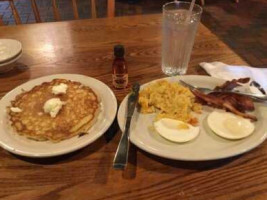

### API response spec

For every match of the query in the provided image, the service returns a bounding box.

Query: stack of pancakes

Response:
[8,79,100,142]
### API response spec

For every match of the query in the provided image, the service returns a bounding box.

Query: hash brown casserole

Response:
[138,80,202,125]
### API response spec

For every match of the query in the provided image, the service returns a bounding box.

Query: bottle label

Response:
[112,74,128,89]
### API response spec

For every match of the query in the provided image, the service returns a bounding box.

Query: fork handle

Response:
[196,87,267,101]
[216,90,267,101]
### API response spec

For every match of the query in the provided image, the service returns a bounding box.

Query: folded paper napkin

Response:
[200,62,267,91]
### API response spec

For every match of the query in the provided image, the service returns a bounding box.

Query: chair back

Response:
[0,0,21,25]
[31,0,115,23]
[0,0,115,25]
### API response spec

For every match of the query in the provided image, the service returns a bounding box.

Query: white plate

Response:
[0,74,117,157]
[0,52,22,73]
[117,75,267,161]
[0,39,22,63]
[0,51,22,67]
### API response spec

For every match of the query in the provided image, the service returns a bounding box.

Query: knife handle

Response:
[113,117,131,169]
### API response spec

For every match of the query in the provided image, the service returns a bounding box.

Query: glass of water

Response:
[162,1,202,76]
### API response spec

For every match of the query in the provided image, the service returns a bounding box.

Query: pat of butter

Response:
[10,107,22,113]
[43,98,65,118]
[52,83,68,95]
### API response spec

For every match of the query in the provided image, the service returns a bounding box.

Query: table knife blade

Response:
[113,83,140,169]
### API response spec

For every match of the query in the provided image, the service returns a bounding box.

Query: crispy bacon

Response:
[190,77,264,121]
[209,92,255,112]
[192,90,257,121]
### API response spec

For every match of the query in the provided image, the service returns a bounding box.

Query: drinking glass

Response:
[162,1,202,76]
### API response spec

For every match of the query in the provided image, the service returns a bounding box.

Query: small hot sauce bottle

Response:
[112,45,128,89]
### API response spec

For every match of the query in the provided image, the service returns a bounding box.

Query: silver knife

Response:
[113,82,140,169]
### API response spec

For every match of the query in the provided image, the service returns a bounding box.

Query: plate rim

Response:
[117,75,267,161]
[0,39,22,64]
[0,52,22,75]
[0,73,117,158]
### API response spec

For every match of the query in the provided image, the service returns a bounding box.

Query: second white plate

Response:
[117,75,267,161]
[0,74,117,157]
[0,39,22,63]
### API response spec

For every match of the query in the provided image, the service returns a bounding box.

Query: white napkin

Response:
[200,62,267,91]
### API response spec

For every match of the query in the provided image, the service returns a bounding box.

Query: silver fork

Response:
[179,80,267,101]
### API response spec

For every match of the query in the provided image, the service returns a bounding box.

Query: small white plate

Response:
[0,51,22,67]
[0,39,22,63]
[117,75,267,161]
[0,74,117,157]
[0,51,22,73]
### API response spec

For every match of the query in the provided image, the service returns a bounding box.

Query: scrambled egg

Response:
[138,80,202,125]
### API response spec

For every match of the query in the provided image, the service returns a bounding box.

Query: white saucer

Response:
[0,39,22,63]
[0,51,22,73]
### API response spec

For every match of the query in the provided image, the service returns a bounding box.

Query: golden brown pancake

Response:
[8,79,100,142]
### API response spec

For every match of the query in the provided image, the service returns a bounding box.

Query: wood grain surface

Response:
[0,14,266,200]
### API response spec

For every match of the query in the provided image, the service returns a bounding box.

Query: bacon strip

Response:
[209,92,255,112]
[192,90,257,121]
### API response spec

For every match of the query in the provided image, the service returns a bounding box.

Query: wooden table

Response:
[0,14,266,200]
